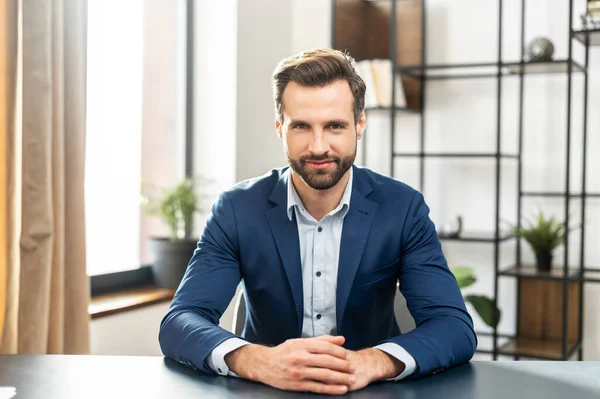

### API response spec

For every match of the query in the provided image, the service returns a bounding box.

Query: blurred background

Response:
[1,0,599,364]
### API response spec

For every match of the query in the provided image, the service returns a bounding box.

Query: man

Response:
[159,48,477,395]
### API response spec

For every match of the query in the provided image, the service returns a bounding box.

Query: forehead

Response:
[281,80,354,121]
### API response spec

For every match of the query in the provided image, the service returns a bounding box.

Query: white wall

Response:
[235,0,291,181]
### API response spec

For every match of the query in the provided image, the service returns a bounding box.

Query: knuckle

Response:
[289,367,302,379]
[294,353,308,365]
[290,355,301,366]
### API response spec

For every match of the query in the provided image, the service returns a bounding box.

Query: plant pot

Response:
[147,237,198,289]
[535,252,553,272]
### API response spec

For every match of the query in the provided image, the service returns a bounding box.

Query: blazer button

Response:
[317,227,323,232]
[316,314,322,320]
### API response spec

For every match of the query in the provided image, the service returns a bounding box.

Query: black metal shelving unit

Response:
[331,0,599,361]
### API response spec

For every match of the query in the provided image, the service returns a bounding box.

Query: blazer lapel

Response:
[265,171,304,335]
[336,168,378,329]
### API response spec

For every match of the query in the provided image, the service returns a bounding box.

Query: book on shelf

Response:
[355,59,407,109]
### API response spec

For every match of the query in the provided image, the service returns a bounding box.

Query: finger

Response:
[301,367,356,386]
[314,335,345,345]
[290,380,348,396]
[305,340,350,360]
[302,354,355,373]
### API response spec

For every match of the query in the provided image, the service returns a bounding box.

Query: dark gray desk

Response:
[0,355,598,398]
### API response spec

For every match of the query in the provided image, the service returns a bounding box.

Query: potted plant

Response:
[451,267,501,328]
[142,177,201,288]
[510,211,566,271]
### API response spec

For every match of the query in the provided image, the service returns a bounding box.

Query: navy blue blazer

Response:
[159,165,477,379]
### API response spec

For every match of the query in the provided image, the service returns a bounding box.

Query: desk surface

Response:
[0,355,598,398]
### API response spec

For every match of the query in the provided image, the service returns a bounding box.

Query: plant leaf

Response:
[451,267,476,289]
[465,295,501,328]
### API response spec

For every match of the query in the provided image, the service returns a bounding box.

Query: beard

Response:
[287,148,356,190]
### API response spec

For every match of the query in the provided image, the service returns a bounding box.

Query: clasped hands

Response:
[224,335,405,395]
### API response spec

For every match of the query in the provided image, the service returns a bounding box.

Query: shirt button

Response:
[316,271,322,277]
[317,227,323,232]
[316,314,322,320]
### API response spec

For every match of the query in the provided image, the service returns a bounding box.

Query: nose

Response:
[308,129,330,156]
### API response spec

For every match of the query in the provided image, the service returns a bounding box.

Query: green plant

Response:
[142,177,200,241]
[451,267,501,328]
[510,211,566,254]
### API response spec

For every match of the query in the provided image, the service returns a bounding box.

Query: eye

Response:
[293,123,308,129]
[328,124,343,130]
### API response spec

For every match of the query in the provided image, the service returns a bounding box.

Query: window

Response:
[85,0,145,276]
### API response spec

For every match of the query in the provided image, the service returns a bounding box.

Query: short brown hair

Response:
[271,48,366,123]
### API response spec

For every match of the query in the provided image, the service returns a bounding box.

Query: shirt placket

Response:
[312,218,327,336]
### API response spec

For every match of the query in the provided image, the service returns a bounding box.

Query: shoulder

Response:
[354,165,420,201]
[220,166,287,202]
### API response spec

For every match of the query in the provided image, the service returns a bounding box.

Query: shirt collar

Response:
[286,167,353,221]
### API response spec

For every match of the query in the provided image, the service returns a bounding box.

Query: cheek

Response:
[331,134,356,153]
[283,135,300,156]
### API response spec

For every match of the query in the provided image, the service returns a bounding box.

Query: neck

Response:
[291,169,351,221]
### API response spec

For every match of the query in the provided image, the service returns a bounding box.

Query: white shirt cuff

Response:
[374,342,417,381]
[206,337,249,377]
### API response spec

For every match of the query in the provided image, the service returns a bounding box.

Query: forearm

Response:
[159,308,236,374]
[388,315,476,378]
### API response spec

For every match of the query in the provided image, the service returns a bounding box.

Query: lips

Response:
[306,160,334,169]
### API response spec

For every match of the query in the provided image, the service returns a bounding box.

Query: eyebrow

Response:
[288,119,350,126]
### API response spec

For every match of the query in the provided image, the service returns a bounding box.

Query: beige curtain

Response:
[0,0,10,344]
[0,0,90,354]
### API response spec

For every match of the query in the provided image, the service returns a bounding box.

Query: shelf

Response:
[499,266,579,280]
[393,152,519,159]
[499,266,600,284]
[521,191,584,198]
[587,193,600,198]
[364,106,420,113]
[498,337,579,360]
[573,29,600,46]
[504,60,585,75]
[396,60,585,80]
[397,62,498,79]
[438,231,514,243]
[583,269,600,283]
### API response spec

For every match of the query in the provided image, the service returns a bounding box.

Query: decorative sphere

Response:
[527,37,555,62]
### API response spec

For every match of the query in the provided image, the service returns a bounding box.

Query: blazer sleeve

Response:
[380,190,477,379]
[158,191,242,375]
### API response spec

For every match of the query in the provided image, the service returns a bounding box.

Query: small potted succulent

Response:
[451,267,501,328]
[142,177,202,288]
[511,211,567,272]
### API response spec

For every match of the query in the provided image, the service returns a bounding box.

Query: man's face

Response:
[275,80,365,191]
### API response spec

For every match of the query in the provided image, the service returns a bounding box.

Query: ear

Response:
[275,119,283,140]
[356,110,366,140]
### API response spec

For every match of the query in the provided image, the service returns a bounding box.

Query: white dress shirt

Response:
[207,168,416,380]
